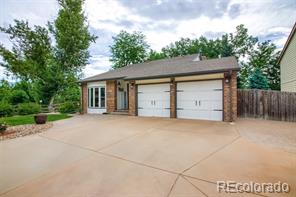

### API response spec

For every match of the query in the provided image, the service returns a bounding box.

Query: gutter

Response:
[124,68,240,81]
[78,68,240,84]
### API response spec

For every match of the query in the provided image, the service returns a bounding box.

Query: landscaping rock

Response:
[0,123,53,141]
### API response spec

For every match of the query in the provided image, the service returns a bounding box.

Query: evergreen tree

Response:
[248,69,269,90]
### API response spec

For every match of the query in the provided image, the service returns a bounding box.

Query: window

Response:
[100,87,105,108]
[88,87,106,108]
[95,88,99,107]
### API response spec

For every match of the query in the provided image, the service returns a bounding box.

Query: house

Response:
[279,22,296,92]
[79,54,239,121]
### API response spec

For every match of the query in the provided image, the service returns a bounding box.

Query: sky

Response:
[0,0,296,80]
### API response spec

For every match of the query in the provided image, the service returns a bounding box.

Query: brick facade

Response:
[223,71,237,122]
[170,79,177,118]
[81,83,87,114]
[128,80,136,116]
[106,80,117,113]
[82,72,237,122]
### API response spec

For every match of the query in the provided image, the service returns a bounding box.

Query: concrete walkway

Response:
[0,115,295,196]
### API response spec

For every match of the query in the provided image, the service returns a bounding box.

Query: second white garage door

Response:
[137,84,170,117]
[177,80,223,121]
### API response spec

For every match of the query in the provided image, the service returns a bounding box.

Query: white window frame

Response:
[88,86,106,109]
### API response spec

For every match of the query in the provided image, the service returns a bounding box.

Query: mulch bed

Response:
[0,123,53,141]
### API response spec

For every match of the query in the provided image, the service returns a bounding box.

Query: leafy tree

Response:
[13,80,39,103]
[0,0,96,105]
[240,41,280,90]
[110,30,149,69]
[228,24,258,58]
[148,50,167,60]
[9,90,29,105]
[146,24,280,90]
[248,68,269,90]
[49,0,97,74]
[148,25,257,61]
[0,20,53,81]
[0,80,11,102]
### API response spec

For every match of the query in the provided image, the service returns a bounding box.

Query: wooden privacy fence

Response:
[237,89,296,122]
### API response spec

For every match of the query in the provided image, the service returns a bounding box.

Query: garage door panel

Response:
[200,100,222,110]
[138,109,154,117]
[177,109,208,120]
[155,100,170,109]
[177,80,222,91]
[137,84,170,118]
[177,99,197,109]
[177,92,200,101]
[153,109,170,117]
[177,80,223,121]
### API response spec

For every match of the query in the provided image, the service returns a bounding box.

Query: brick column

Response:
[106,80,117,113]
[81,83,88,114]
[170,78,176,118]
[231,72,237,121]
[128,80,136,116]
[223,72,237,122]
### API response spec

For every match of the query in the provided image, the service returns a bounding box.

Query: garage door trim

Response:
[136,83,171,117]
[176,79,224,121]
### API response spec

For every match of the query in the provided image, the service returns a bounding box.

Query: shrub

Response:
[17,103,41,115]
[0,101,13,117]
[10,90,29,105]
[59,102,78,114]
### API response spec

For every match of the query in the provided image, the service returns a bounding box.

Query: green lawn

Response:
[0,114,72,126]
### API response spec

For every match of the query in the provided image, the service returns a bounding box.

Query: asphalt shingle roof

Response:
[80,54,239,82]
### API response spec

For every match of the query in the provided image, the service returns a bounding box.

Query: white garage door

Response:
[177,80,223,121]
[137,84,170,117]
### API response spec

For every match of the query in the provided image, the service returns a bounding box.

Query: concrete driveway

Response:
[0,115,295,197]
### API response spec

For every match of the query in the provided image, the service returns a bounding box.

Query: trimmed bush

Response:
[17,103,41,115]
[59,102,78,114]
[10,90,29,105]
[0,101,13,117]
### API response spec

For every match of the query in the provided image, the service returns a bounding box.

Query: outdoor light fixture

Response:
[224,71,232,84]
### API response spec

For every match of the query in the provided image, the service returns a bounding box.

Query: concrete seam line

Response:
[38,134,99,153]
[97,121,174,152]
[182,175,209,197]
[38,134,180,175]
[180,174,284,197]
[181,136,241,174]
[181,175,217,185]
[40,135,185,176]
[232,123,242,137]
[166,174,180,197]
[96,151,179,175]
[95,131,149,152]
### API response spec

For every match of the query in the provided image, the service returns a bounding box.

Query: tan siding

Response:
[280,33,296,92]
[282,80,296,92]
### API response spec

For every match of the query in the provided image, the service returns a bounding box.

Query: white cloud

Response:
[84,55,112,78]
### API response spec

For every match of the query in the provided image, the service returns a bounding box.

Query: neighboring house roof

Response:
[278,22,296,64]
[80,54,240,83]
